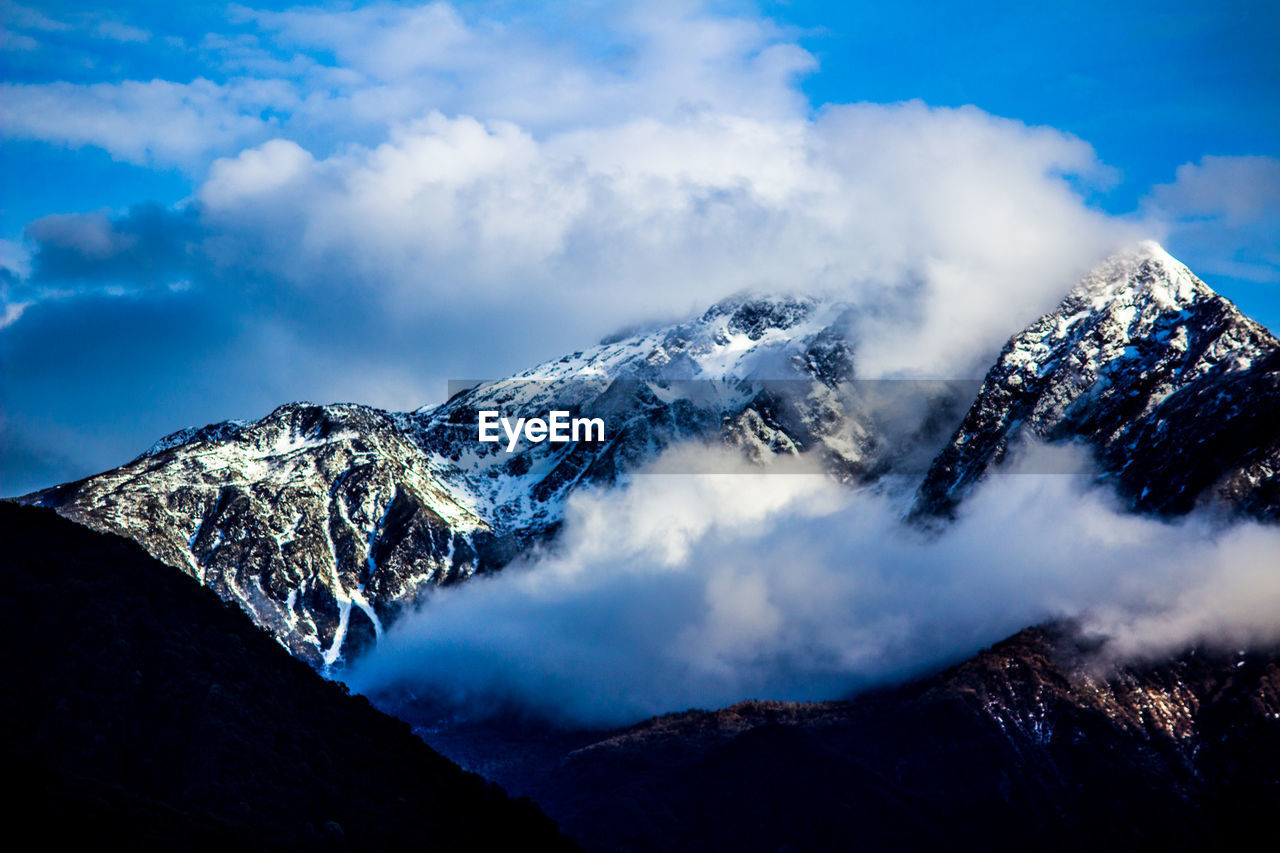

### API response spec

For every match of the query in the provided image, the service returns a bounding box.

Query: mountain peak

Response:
[27,248,1280,674]
[699,293,819,338]
[1071,240,1208,313]
[915,241,1279,520]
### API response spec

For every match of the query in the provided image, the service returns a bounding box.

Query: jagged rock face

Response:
[915,242,1280,520]
[414,627,1280,850]
[402,294,952,523]
[20,245,1280,666]
[26,295,938,666]
[29,403,497,666]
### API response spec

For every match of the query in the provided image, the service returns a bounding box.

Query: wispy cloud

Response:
[1143,155,1280,283]
[3,2,73,33]
[0,77,291,166]
[95,20,150,44]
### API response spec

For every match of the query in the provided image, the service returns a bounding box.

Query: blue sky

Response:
[1,0,1277,495]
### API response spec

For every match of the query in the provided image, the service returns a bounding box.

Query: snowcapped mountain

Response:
[915,241,1280,520]
[28,403,499,666]
[19,243,1279,665]
[23,294,937,666]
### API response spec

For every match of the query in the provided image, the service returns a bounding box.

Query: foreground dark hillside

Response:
[0,503,572,850]
[419,627,1280,852]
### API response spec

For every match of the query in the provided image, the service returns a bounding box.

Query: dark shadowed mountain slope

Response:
[916,242,1280,521]
[416,626,1280,852]
[0,503,573,850]
[20,402,500,668]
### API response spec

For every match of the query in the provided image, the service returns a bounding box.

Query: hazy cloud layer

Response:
[349,445,1280,727]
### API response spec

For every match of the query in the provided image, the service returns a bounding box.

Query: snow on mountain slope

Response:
[19,243,1278,667]
[27,404,498,665]
[24,294,943,666]
[401,295,923,533]
[914,241,1280,519]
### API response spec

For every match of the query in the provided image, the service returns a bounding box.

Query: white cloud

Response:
[1144,155,1280,283]
[349,444,1280,727]
[193,99,1132,381]
[1094,522,1280,659]
[246,2,479,82]
[242,0,815,130]
[200,138,316,206]
[1,2,820,170]
[0,77,292,166]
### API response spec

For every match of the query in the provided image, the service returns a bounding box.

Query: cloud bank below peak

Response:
[349,444,1280,727]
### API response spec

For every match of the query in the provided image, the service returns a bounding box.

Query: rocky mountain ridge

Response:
[22,294,909,665]
[915,241,1280,519]
[19,243,1280,666]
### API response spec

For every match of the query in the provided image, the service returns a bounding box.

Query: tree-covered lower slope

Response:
[0,503,573,850]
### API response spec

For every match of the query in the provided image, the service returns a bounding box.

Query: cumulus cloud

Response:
[2,1,1145,493]
[5,0,1138,358]
[186,99,1131,382]
[0,77,291,166]
[348,443,1280,727]
[22,94,1128,393]
[1144,155,1280,283]
[241,0,815,131]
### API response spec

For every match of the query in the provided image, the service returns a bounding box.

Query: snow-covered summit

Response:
[402,292,870,533]
[481,293,847,387]
[916,242,1279,518]
[1072,240,1204,308]
[24,292,874,667]
[22,246,1279,668]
